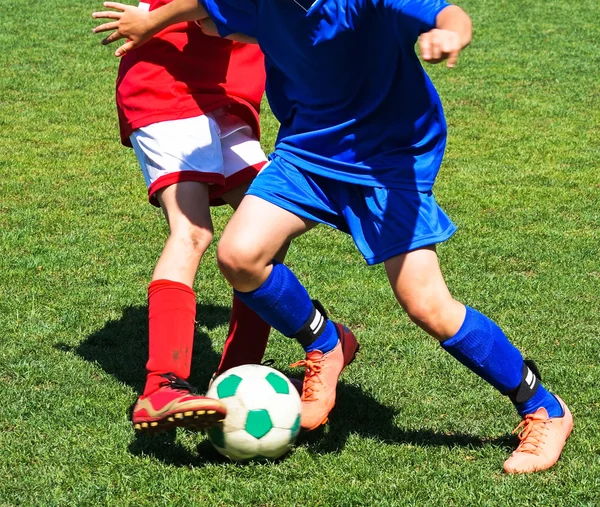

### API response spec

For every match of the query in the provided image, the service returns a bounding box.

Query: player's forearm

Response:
[227,33,258,44]
[197,18,258,44]
[436,5,472,49]
[148,0,208,33]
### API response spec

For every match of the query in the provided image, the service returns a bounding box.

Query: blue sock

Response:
[441,307,562,418]
[234,263,338,354]
[515,387,563,419]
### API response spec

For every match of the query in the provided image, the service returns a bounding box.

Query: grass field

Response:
[1,0,599,505]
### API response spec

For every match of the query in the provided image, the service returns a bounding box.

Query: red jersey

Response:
[116,0,265,146]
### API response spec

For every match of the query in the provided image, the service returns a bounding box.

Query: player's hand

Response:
[418,29,462,68]
[92,2,156,57]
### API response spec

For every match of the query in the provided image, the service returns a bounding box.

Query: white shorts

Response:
[130,110,267,206]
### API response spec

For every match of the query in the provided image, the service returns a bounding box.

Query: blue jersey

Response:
[200,0,450,191]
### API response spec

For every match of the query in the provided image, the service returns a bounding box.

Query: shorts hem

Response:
[148,171,225,207]
[246,188,337,229]
[363,223,458,265]
[208,163,266,206]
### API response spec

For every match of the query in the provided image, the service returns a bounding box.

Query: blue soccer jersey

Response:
[200,0,451,191]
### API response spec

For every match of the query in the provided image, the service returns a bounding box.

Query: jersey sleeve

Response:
[377,0,451,33]
[198,0,257,38]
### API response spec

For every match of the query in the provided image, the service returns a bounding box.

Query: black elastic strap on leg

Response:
[507,360,541,404]
[291,302,328,348]
[311,299,328,320]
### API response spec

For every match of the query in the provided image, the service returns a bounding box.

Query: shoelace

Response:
[159,372,194,393]
[289,359,322,401]
[512,411,549,456]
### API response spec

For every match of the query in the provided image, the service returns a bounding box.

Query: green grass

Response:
[1,0,599,505]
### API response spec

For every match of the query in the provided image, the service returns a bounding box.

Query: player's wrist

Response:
[147,9,168,36]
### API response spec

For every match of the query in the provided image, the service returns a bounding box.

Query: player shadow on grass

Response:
[57,304,516,466]
[294,381,517,455]
[56,302,232,467]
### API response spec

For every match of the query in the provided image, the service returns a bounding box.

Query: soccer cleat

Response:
[131,373,226,434]
[290,323,359,431]
[503,396,573,474]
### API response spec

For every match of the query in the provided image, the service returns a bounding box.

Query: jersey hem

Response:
[120,97,261,147]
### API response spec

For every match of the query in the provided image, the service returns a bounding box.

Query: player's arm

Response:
[419,5,472,67]
[92,0,209,56]
[197,17,258,44]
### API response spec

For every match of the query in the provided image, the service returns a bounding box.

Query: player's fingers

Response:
[102,2,129,11]
[114,40,136,57]
[93,21,120,34]
[419,34,432,61]
[430,34,442,61]
[92,10,122,20]
[101,30,125,45]
[446,49,459,68]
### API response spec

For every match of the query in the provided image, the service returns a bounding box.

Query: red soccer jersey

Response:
[115,0,265,146]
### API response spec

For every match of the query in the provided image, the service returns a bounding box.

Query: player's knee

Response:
[402,297,448,338]
[170,225,214,257]
[189,226,214,253]
[217,237,262,283]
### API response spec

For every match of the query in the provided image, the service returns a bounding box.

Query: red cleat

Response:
[131,373,226,433]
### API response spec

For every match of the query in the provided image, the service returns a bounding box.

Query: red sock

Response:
[216,294,271,375]
[144,279,196,396]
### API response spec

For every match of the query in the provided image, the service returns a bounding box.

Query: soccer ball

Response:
[205,364,302,461]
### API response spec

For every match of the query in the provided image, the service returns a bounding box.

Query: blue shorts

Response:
[247,155,457,265]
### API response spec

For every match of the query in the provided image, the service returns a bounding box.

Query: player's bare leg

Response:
[215,185,292,376]
[132,181,226,433]
[384,246,572,473]
[384,245,464,340]
[218,196,359,430]
[153,181,214,285]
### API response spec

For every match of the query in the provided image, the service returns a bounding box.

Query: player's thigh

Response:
[155,181,214,238]
[219,194,315,269]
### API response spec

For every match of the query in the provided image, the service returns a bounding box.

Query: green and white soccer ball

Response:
[206,364,302,461]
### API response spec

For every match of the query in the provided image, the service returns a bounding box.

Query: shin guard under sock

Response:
[216,294,271,375]
[441,306,562,418]
[234,263,338,353]
[144,279,196,396]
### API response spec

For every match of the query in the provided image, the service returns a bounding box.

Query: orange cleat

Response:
[131,373,226,434]
[290,323,359,431]
[503,396,573,474]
